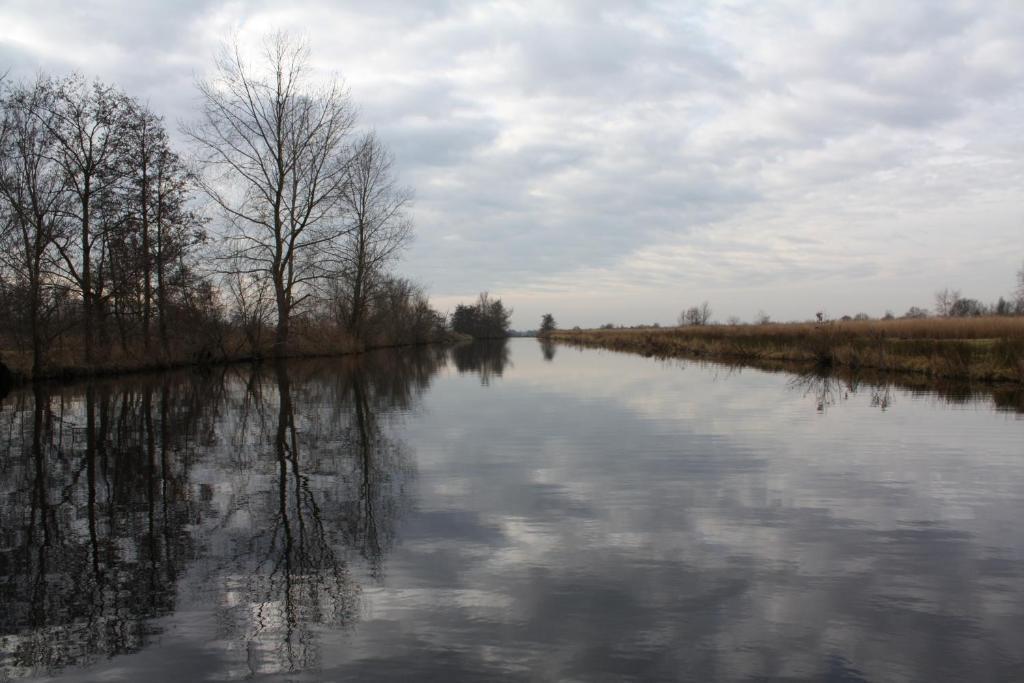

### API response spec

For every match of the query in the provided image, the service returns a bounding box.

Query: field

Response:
[550,317,1024,383]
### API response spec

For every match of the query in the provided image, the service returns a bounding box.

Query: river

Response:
[1,339,1022,681]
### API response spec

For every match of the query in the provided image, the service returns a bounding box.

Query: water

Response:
[1,339,1022,682]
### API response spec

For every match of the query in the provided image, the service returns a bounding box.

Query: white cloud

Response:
[2,0,1021,327]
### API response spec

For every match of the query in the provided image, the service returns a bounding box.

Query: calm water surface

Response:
[1,339,1022,682]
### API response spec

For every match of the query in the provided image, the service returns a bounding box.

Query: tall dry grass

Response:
[552,317,1024,383]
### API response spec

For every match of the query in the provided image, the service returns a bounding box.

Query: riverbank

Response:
[0,329,469,388]
[550,317,1024,383]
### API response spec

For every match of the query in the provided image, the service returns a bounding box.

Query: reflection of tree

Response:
[216,361,360,675]
[343,366,414,578]
[0,345,445,680]
[539,337,557,362]
[451,340,511,385]
[0,377,203,678]
[789,371,898,412]
[788,371,848,412]
[213,354,434,676]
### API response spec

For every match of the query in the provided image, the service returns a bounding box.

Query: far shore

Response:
[549,317,1024,384]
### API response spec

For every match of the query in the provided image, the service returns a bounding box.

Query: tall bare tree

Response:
[337,132,412,341]
[39,76,128,364]
[0,77,69,375]
[118,101,204,356]
[187,32,356,357]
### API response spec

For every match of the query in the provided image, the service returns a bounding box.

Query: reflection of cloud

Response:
[340,340,1024,680]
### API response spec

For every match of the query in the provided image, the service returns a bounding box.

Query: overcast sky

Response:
[2,1,1022,328]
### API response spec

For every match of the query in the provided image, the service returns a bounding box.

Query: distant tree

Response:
[854,312,870,321]
[1016,262,1024,312]
[883,310,895,320]
[726,315,742,326]
[599,323,615,330]
[450,292,511,338]
[995,297,1011,316]
[679,301,712,326]
[755,310,771,325]
[949,297,985,317]
[539,313,556,335]
[903,306,929,319]
[934,288,961,317]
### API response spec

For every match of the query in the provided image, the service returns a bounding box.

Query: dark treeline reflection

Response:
[787,367,1024,414]
[538,337,557,362]
[451,339,511,385]
[0,345,447,679]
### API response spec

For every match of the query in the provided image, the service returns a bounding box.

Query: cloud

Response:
[2,0,1022,327]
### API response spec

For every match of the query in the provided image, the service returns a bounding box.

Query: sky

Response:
[2,1,1022,329]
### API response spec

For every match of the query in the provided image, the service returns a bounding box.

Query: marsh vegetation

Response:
[552,316,1024,383]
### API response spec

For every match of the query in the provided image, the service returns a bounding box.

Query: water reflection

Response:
[0,377,209,678]
[1,341,1022,682]
[538,337,557,362]
[0,347,447,680]
[785,366,1024,415]
[451,339,511,385]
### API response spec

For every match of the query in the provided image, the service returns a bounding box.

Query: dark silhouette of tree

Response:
[186,32,356,357]
[0,77,69,376]
[38,76,128,365]
[539,313,556,335]
[336,132,412,342]
[450,292,511,339]
[903,306,929,319]
[0,45,433,378]
[679,301,712,326]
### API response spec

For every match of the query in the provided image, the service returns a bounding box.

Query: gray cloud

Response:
[2,0,1022,327]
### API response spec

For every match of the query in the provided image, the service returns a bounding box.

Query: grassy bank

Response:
[0,325,465,387]
[551,317,1024,383]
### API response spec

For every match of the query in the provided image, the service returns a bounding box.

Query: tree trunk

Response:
[141,155,152,353]
[155,174,169,358]
[274,276,290,358]
[81,190,94,366]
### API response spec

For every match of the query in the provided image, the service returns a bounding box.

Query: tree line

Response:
[450,292,512,339]
[0,32,447,379]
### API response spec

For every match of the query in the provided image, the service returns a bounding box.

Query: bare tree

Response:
[934,288,960,317]
[679,301,712,326]
[0,77,70,375]
[223,253,274,355]
[39,76,129,364]
[1016,262,1024,313]
[186,32,356,357]
[337,132,412,341]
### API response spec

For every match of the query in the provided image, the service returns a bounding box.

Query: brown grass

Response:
[0,321,457,385]
[552,317,1024,383]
